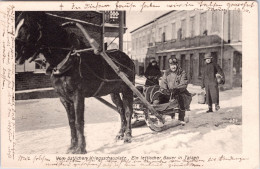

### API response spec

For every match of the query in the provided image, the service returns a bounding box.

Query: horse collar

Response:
[52,51,81,77]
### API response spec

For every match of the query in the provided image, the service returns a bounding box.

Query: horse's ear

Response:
[15,12,23,27]
[16,11,47,24]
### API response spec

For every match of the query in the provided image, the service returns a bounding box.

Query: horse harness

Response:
[49,48,134,97]
[16,17,132,97]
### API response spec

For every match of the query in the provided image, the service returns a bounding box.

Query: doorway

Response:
[190,54,194,83]
[233,51,242,87]
[180,54,186,72]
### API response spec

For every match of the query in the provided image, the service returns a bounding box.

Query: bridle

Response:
[16,17,134,75]
[16,19,77,62]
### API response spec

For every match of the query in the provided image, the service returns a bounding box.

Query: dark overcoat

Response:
[144,63,161,86]
[202,62,225,105]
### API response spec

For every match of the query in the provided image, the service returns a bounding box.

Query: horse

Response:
[15,11,135,154]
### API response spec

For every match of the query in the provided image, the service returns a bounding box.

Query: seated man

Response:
[155,58,192,125]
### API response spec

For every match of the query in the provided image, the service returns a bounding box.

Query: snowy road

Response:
[15,86,242,154]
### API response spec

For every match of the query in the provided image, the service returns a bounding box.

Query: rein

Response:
[17,17,135,83]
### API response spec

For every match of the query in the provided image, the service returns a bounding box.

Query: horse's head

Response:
[15,12,46,64]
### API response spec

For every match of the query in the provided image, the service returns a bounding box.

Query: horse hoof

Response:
[66,146,76,154]
[123,135,132,143]
[73,148,87,154]
[115,134,124,141]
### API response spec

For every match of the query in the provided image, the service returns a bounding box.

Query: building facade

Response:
[131,10,242,89]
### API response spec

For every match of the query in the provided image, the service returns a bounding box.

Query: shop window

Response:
[162,56,167,70]
[181,54,186,71]
[211,52,218,64]
[190,54,194,80]
[158,56,162,69]
[199,53,205,77]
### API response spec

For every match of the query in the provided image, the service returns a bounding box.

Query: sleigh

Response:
[132,85,190,131]
[57,21,189,132]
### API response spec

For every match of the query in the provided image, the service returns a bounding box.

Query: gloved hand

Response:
[152,76,157,80]
[171,88,179,96]
[154,76,160,80]
[160,88,171,95]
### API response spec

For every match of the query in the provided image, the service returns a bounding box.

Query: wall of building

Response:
[131,10,242,57]
[150,44,242,89]
[131,10,242,88]
[15,72,52,91]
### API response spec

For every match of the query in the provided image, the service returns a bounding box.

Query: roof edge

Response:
[130,10,175,34]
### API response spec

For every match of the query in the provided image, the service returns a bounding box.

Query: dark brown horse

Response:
[15,12,135,154]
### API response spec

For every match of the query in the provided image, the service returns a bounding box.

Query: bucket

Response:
[216,73,225,85]
[198,91,206,104]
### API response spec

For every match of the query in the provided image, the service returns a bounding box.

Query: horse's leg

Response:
[73,91,87,154]
[60,98,77,153]
[110,93,126,140]
[122,87,133,143]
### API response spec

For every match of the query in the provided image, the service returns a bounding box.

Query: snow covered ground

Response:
[15,76,242,154]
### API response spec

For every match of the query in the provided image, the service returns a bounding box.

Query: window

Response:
[177,28,182,40]
[200,13,207,35]
[163,26,167,33]
[147,32,151,44]
[171,55,176,59]
[212,11,220,32]
[158,28,162,41]
[139,37,142,49]
[152,29,155,43]
[199,53,205,77]
[190,16,195,37]
[132,38,135,50]
[142,35,146,47]
[163,26,167,41]
[162,56,167,70]
[158,56,162,69]
[181,19,186,38]
[135,38,138,50]
[171,23,176,39]
[211,52,218,64]
[162,32,166,42]
[190,54,194,80]
[135,38,138,49]
[180,54,186,72]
